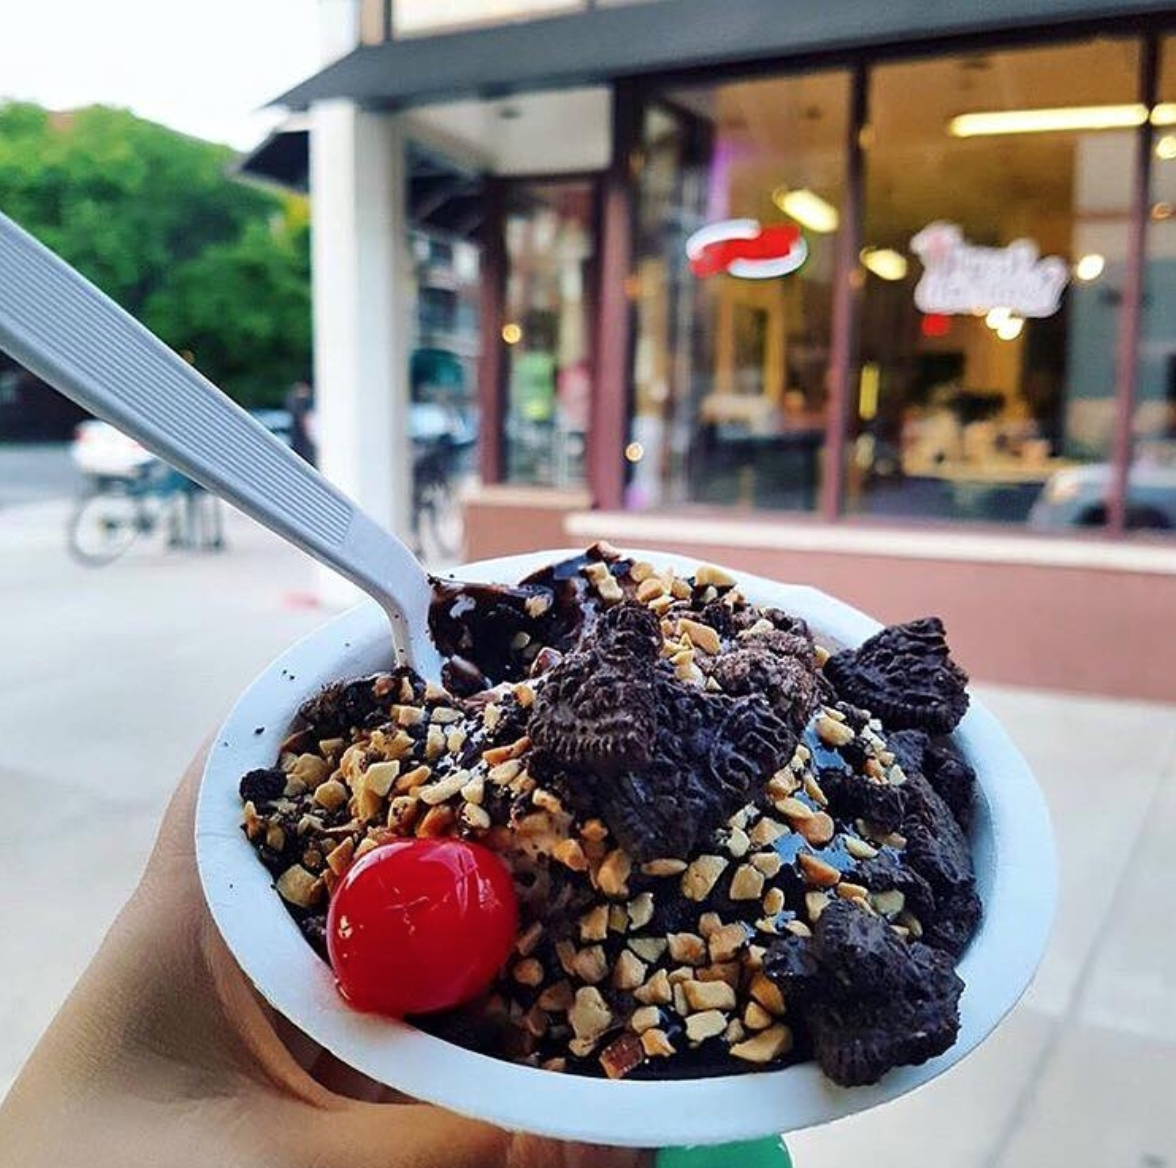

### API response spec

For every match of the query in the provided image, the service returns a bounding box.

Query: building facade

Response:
[267,0,1176,699]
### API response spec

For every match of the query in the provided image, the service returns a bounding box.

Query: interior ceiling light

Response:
[1157,134,1176,160]
[860,247,908,281]
[984,307,1011,330]
[949,103,1176,138]
[1074,253,1105,282]
[996,315,1024,341]
[772,187,839,233]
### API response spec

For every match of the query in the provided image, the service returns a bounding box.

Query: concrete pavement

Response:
[2,495,1175,1168]
[0,442,75,508]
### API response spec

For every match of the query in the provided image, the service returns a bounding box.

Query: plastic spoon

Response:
[0,210,441,678]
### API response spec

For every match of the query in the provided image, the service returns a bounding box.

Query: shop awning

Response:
[274,0,1176,111]
[236,127,485,239]
[237,116,312,192]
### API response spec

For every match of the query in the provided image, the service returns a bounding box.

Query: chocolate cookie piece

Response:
[897,771,980,955]
[808,970,962,1087]
[923,743,977,832]
[707,628,818,735]
[824,618,969,735]
[696,600,735,640]
[854,853,937,923]
[558,676,790,862]
[922,886,982,957]
[299,913,329,961]
[763,609,814,640]
[239,766,287,806]
[766,901,964,1086]
[817,766,906,835]
[886,728,931,777]
[901,772,974,896]
[528,603,661,777]
[299,671,415,737]
[887,730,976,832]
[531,604,792,860]
[763,925,822,1010]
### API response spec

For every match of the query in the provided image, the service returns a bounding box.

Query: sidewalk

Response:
[2,499,1174,1168]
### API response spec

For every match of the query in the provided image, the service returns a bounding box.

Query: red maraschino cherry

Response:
[326,837,518,1017]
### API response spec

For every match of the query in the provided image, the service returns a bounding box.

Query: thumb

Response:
[296,1099,652,1168]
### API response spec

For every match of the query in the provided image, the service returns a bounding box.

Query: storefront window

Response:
[628,71,850,512]
[1132,38,1176,533]
[502,180,595,487]
[852,39,1140,526]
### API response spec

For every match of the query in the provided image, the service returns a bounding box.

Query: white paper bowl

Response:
[196,549,1055,1148]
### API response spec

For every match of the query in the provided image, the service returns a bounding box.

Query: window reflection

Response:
[854,39,1140,527]
[629,72,850,512]
[502,181,595,488]
[1131,39,1176,533]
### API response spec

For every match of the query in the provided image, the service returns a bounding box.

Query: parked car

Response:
[71,411,294,480]
[1029,461,1176,530]
[69,419,155,480]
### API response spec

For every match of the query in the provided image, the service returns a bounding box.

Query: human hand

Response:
[0,747,650,1168]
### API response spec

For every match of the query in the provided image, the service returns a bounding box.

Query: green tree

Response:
[144,215,311,408]
[0,101,311,407]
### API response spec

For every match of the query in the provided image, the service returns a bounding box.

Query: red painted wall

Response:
[629,541,1175,703]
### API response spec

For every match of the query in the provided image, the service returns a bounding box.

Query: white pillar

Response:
[309,102,414,606]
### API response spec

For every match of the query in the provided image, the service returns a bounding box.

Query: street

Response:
[1,475,1175,1168]
[0,442,75,508]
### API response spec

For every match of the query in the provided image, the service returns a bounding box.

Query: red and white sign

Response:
[685,218,808,280]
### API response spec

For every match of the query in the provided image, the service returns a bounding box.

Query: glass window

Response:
[1133,38,1176,534]
[853,39,1140,527]
[501,180,596,487]
[628,71,850,512]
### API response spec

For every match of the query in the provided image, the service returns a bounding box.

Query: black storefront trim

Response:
[273,0,1176,111]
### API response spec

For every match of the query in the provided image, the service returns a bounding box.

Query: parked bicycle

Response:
[67,411,473,567]
[67,420,224,566]
[412,431,474,564]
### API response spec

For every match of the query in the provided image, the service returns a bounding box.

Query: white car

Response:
[71,412,295,482]
[1029,460,1176,530]
[70,419,155,480]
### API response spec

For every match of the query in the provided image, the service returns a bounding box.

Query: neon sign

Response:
[685,219,808,280]
[911,222,1068,318]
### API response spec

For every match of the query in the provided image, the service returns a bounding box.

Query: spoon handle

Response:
[0,211,440,675]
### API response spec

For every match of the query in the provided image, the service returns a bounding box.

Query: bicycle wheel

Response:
[416,481,464,564]
[67,484,142,566]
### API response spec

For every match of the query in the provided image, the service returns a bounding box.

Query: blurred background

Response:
[1,2,1174,1166]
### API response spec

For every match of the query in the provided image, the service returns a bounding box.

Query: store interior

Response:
[627,36,1176,526]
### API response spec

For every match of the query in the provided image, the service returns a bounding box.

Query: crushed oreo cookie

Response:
[238,546,982,1089]
[530,603,794,861]
[768,900,964,1086]
[824,618,970,735]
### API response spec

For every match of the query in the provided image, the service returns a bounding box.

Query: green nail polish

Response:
[655,1136,792,1168]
